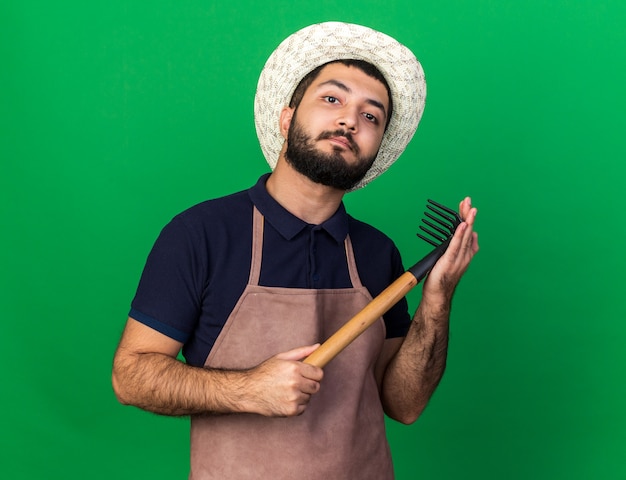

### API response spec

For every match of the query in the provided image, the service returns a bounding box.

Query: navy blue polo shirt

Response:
[130,174,411,366]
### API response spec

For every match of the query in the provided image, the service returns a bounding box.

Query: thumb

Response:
[275,343,321,361]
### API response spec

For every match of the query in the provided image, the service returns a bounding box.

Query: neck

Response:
[266,155,345,225]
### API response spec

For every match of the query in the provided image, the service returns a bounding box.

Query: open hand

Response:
[423,197,479,304]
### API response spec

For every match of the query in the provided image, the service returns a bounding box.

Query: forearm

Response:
[112,350,249,416]
[112,340,323,417]
[381,297,450,424]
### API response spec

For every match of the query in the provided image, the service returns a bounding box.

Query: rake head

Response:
[417,199,462,248]
[408,199,462,281]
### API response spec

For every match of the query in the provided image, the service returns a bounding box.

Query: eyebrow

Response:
[317,79,388,120]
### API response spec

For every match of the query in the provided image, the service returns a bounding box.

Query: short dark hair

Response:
[288,59,393,129]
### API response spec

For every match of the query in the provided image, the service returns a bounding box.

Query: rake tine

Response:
[427,199,462,224]
[427,199,459,217]
[416,233,441,247]
[419,225,446,242]
[421,219,449,238]
[424,213,454,235]
[426,204,456,227]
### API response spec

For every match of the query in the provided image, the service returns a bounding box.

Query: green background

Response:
[2,0,625,478]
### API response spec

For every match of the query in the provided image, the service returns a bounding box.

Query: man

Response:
[112,22,478,479]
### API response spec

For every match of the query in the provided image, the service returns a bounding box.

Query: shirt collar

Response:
[248,173,349,243]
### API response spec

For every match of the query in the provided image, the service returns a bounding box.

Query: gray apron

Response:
[190,207,393,479]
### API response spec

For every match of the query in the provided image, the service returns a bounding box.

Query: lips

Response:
[317,130,358,153]
[328,136,352,150]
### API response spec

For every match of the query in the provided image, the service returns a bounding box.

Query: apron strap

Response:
[249,206,264,286]
[344,235,363,289]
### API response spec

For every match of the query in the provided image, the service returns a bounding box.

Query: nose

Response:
[337,107,358,132]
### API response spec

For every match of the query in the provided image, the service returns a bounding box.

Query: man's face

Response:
[284,63,390,190]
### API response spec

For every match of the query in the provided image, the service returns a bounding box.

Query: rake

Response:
[304,199,462,368]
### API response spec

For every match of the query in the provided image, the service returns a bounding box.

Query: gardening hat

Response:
[254,21,426,190]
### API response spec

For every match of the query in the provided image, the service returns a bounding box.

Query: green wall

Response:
[2,1,625,478]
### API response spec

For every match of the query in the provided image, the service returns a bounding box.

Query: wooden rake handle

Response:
[303,271,418,368]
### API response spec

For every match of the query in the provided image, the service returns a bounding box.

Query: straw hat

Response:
[254,21,426,190]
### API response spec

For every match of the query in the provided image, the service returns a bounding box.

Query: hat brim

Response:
[254,22,427,190]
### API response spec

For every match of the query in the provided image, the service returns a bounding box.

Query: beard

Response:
[284,113,377,191]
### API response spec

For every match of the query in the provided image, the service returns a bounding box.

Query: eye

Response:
[323,96,339,104]
[363,112,378,123]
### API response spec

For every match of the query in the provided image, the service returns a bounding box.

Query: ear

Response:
[279,106,294,140]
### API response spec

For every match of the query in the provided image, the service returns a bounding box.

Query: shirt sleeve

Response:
[129,214,206,343]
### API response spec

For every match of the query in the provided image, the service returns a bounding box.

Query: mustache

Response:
[316,130,359,154]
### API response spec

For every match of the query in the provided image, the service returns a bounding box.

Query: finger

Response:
[470,231,479,255]
[459,197,472,221]
[466,207,477,227]
[461,210,478,248]
[454,225,479,270]
[446,212,476,264]
[275,344,320,361]
[457,223,477,259]
[301,363,324,382]
[300,378,321,395]
[448,221,468,259]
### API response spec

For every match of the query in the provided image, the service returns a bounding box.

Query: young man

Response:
[112,22,478,479]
